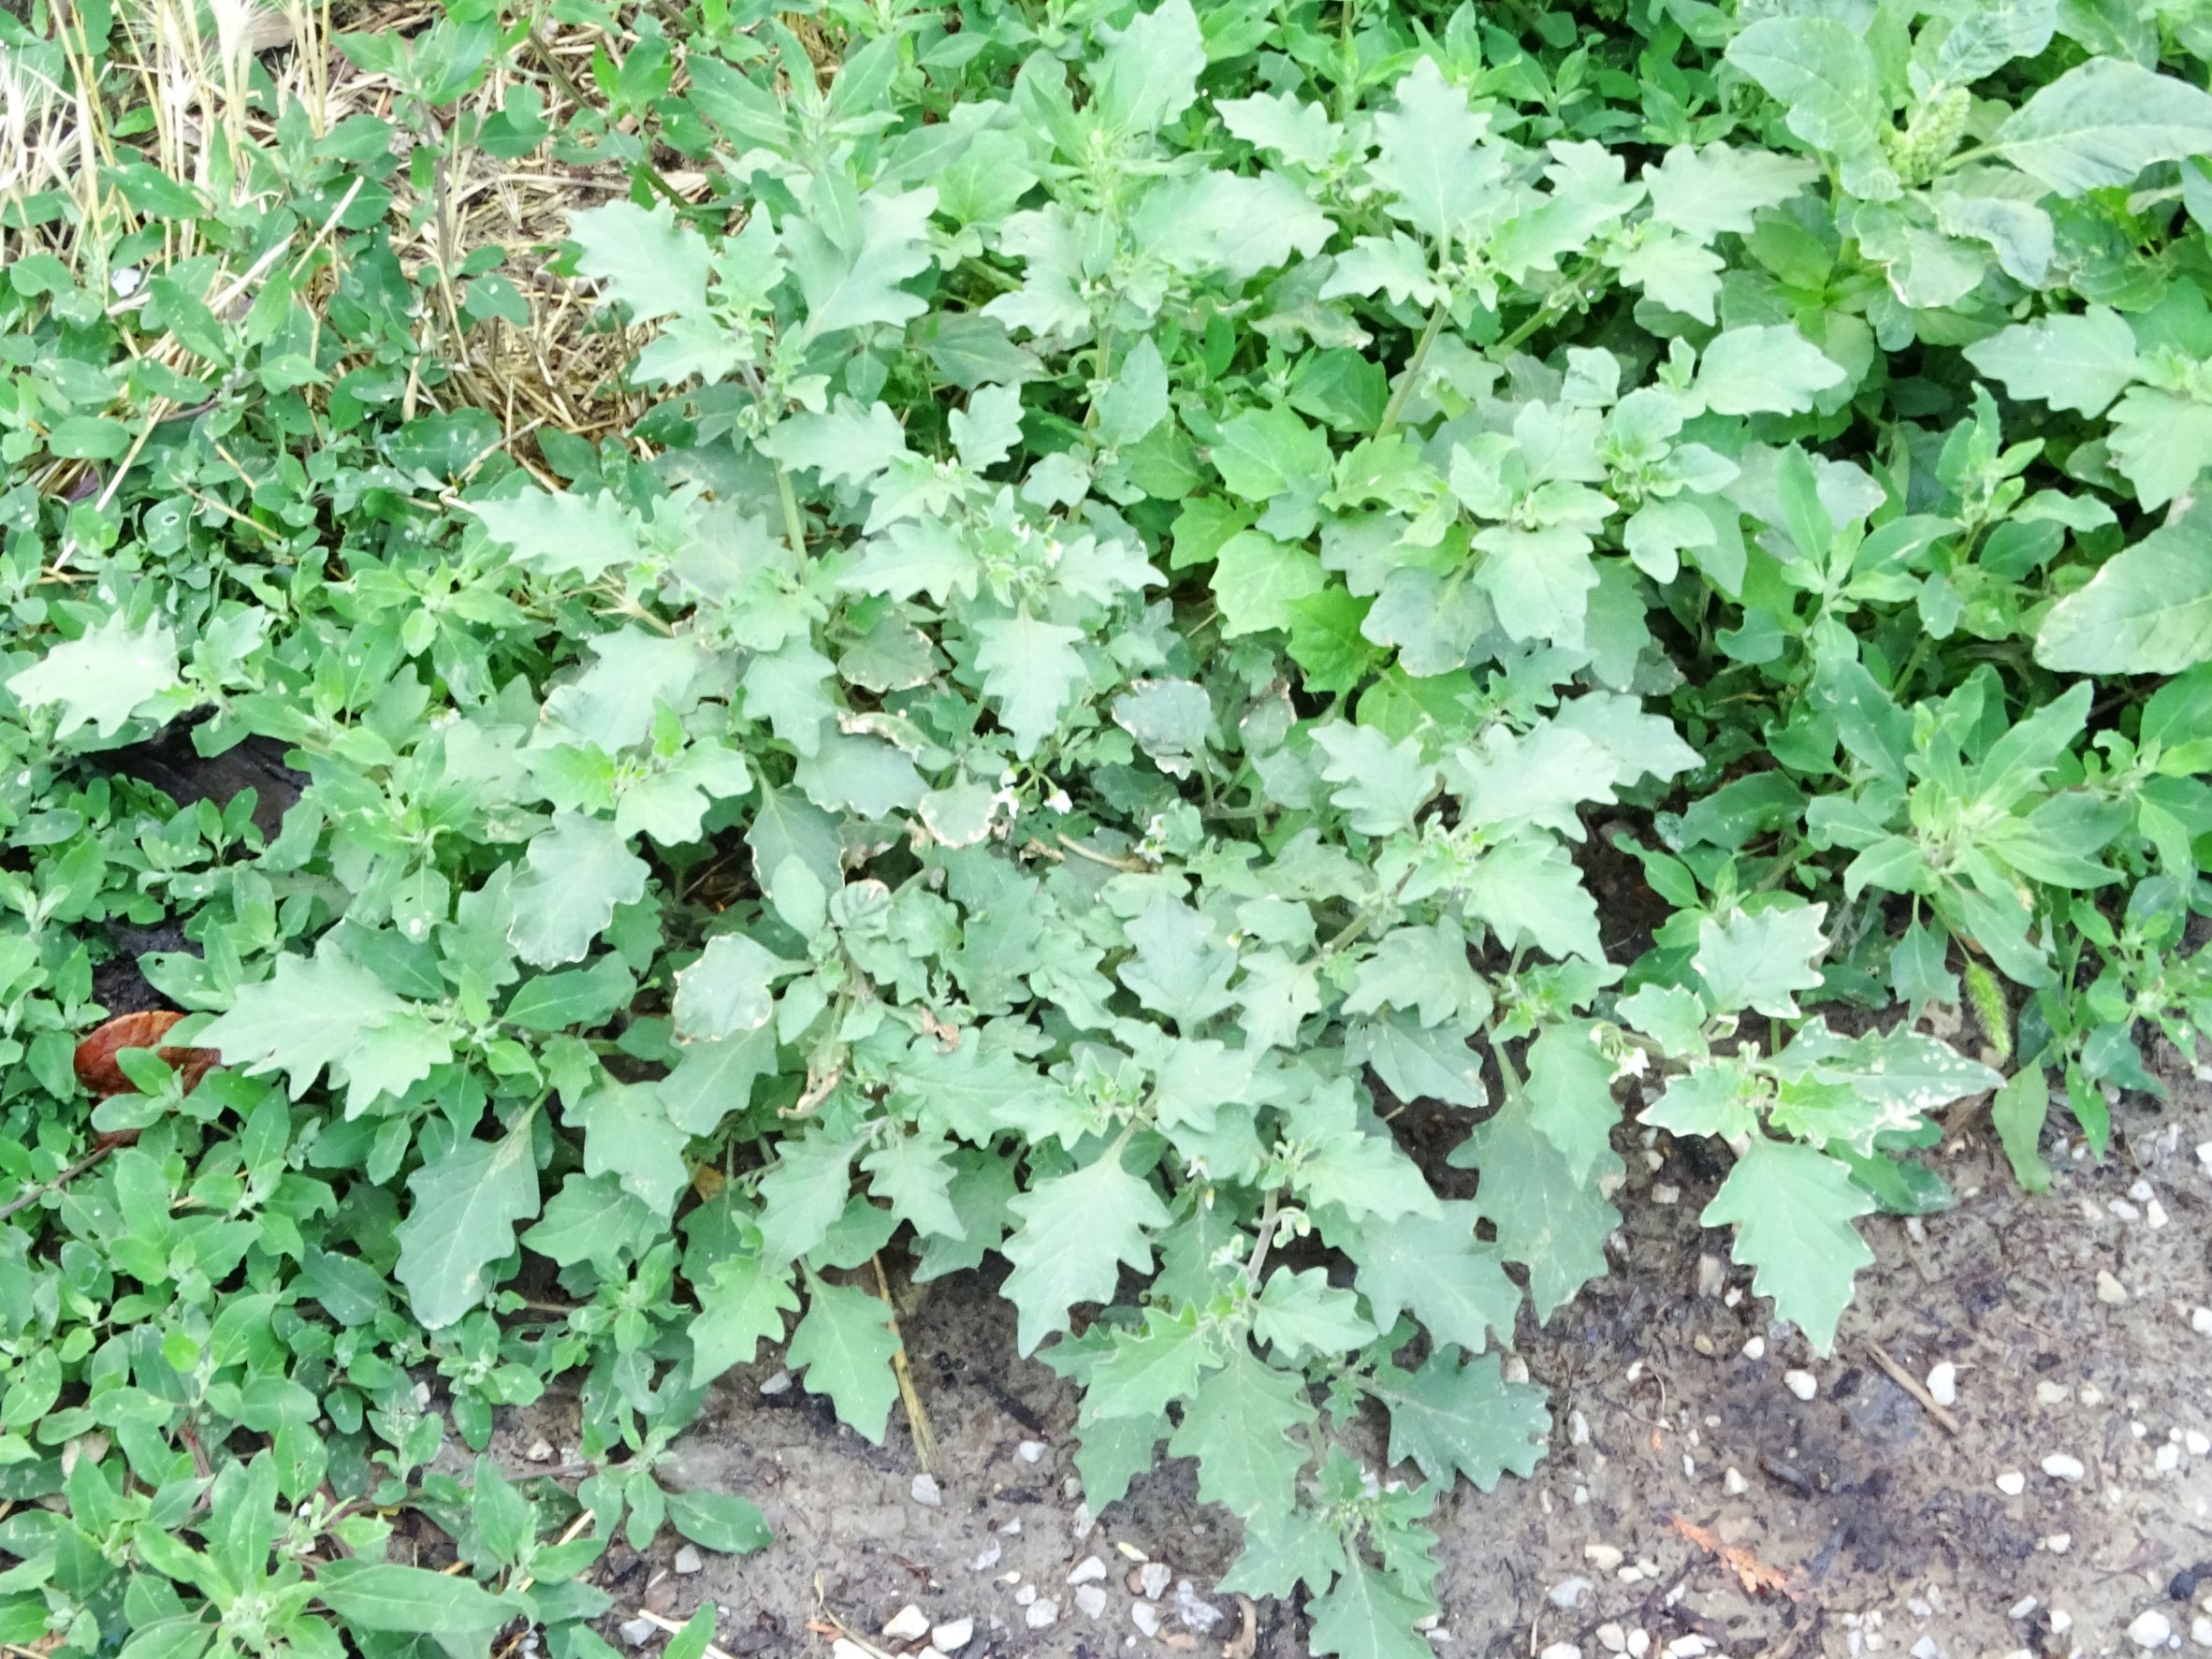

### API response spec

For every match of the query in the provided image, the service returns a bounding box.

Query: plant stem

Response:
[1376,301,1446,437]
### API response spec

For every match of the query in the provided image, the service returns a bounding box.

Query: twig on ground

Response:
[1865,1340,1962,1435]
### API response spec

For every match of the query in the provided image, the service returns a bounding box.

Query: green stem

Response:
[776,464,808,560]
[1376,301,1447,436]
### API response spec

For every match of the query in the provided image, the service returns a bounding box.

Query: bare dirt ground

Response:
[478,1057,2212,1659]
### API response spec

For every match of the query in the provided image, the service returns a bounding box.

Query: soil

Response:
[467,1062,2212,1659]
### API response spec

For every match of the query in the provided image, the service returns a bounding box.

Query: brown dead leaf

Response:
[74,1011,219,1098]
[1669,1513,1799,1600]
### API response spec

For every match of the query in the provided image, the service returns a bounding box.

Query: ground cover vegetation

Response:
[6,0,2212,1650]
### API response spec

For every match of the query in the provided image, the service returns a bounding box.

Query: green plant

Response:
[7,0,2212,1652]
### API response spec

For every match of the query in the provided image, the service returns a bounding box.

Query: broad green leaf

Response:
[1118,897,1240,1028]
[1308,1559,1435,1659]
[1368,1347,1549,1490]
[313,1564,515,1635]
[1643,143,1816,242]
[1347,1201,1519,1354]
[507,814,650,968]
[395,1123,542,1328]
[1254,1266,1376,1358]
[1085,1303,1214,1419]
[2034,501,2212,674]
[1521,1019,1619,1183]
[665,1488,772,1554]
[1166,1343,1313,1517]
[1370,58,1500,240]
[1456,1097,1619,1321]
[1962,306,2139,417]
[787,1277,901,1442]
[571,199,711,320]
[574,1081,690,1213]
[1695,326,1845,416]
[1694,904,1829,1018]
[1724,19,1896,196]
[674,933,786,1040]
[757,1133,857,1263]
[1992,59,2212,196]
[524,1172,657,1273]
[785,182,937,340]
[197,948,406,1103]
[1311,722,1437,836]
[7,614,180,739]
[690,1246,801,1385]
[1768,1019,2001,1156]
[473,488,643,579]
[1090,0,1203,135]
[661,1026,780,1135]
[973,613,1087,757]
[1002,1149,1171,1353]
[1701,1137,1874,1354]
[2106,388,2212,511]
[1213,532,1324,635]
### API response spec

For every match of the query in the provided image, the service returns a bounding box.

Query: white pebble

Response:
[1668,1639,1711,1658]
[1171,1581,1222,1633]
[1996,1470,2026,1495]
[1596,1626,1626,1654]
[2189,1431,2211,1457]
[882,1606,930,1642]
[1784,1369,1818,1401]
[672,1545,704,1576]
[1569,1410,1592,1447]
[1068,1557,1107,1585]
[759,1369,792,1396]
[2081,1385,2105,1405]
[1724,1467,1748,1495]
[1540,1644,1583,1659]
[2191,1615,2212,1648]
[933,1617,973,1651]
[2128,1610,2172,1649]
[968,1542,1001,1572]
[1908,1639,1938,1659]
[2158,1442,2182,1473]
[2050,1609,2073,1634]
[2042,1453,2086,1481]
[2148,1199,2170,1229]
[1626,1633,1652,1659]
[1016,1440,1045,1463]
[1131,1603,1160,1637]
[1074,1585,1108,1619]
[1013,1585,1035,1606]
[1742,1336,1767,1361]
[1139,1563,1171,1600]
[2192,1306,2212,1334]
[1925,1362,1957,1407]
[617,1618,658,1648]
[1549,1577,1594,1610]
[1585,1544,1624,1572]
[2045,1533,2072,1553]
[2096,1270,2130,1304]
[525,1438,553,1463]
[2007,1596,2037,1620]
[1025,1598,1058,1630]
[911,1474,942,1506]
[2036,1381,2072,1404]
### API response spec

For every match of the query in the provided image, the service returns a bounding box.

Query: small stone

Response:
[911,1473,942,1507]
[759,1369,792,1396]
[1696,1254,1725,1296]
[2190,1615,2212,1648]
[2045,1532,2072,1554]
[1132,1603,1161,1637]
[1742,1336,1767,1361]
[617,1618,658,1649]
[1723,1467,1748,1495]
[1503,1353,1531,1385]
[1652,1184,1680,1205]
[969,1541,1001,1572]
[1539,1644,1582,1659]
[2129,1610,2173,1649]
[2036,1381,2071,1404]
[883,1606,931,1642]
[1549,1577,1594,1610]
[1075,1585,1108,1619]
[1626,1633,1652,1659]
[2189,1431,2210,1456]
[672,1545,704,1576]
[525,1438,553,1463]
[1784,1369,1818,1402]
[1925,1362,1957,1407]
[1668,1638,1711,1658]
[1025,1598,1059,1630]
[2158,1442,2183,1473]
[2081,1385,2105,1405]
[1584,1544,1624,1573]
[2097,1270,2130,1305]
[1597,1624,1627,1654]
[1908,1639,1938,1659]
[1016,1440,1046,1463]
[1171,1580,1223,1633]
[2042,1453,2086,1481]
[2148,1199,2171,1230]
[1569,1410,1592,1447]
[1996,1470,2026,1495]
[1139,1563,1171,1600]
[1013,1585,1036,1607]
[1069,1557,1108,1585]
[2049,1610,2073,1635]
[2008,1596,2037,1621]
[2192,1306,2212,1335]
[933,1617,974,1652]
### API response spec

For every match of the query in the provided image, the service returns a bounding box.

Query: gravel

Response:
[1067,1556,1107,1584]
[910,1473,942,1506]
[1132,1603,1161,1637]
[932,1617,973,1651]
[672,1545,704,1576]
[1074,1584,1108,1619]
[2128,1609,2173,1649]
[2042,1453,2087,1481]
[1926,1361,1957,1406]
[1996,1470,2027,1495]
[882,1606,930,1641]
[617,1617,658,1649]
[1024,1598,1059,1630]
[1783,1369,1818,1401]
[1549,1576,1594,1609]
